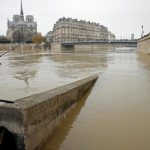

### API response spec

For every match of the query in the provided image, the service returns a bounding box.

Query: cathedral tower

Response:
[6,0,37,42]
[20,0,24,21]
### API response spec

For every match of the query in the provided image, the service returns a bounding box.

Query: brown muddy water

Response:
[0,47,150,150]
[0,49,105,100]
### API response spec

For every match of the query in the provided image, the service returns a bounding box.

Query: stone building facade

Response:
[46,31,53,43]
[52,17,109,42]
[6,1,37,42]
[108,31,116,41]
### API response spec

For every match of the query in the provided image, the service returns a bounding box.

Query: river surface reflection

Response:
[1,48,150,150]
[0,49,107,100]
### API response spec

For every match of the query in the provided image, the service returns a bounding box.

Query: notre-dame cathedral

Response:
[6,1,37,42]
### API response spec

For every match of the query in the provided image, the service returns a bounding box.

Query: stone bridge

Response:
[51,40,137,52]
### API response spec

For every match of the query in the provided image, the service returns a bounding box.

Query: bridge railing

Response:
[61,40,137,45]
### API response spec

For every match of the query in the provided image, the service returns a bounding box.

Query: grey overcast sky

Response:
[0,0,150,39]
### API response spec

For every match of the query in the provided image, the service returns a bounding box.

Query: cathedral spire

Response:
[20,0,24,21]
[20,0,24,16]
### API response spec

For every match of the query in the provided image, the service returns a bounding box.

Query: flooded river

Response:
[0,47,150,150]
[0,49,106,100]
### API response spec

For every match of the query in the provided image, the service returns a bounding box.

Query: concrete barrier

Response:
[137,33,150,54]
[0,75,98,150]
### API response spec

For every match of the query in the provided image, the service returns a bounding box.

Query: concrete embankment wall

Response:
[0,75,98,150]
[74,43,137,52]
[0,44,44,51]
[51,43,137,53]
[74,44,109,52]
[51,43,113,52]
[51,43,62,53]
[137,34,150,54]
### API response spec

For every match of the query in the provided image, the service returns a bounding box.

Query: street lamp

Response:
[141,25,144,38]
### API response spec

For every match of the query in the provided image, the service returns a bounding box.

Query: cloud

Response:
[0,0,150,39]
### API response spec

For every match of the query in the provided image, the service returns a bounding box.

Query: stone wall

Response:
[0,75,98,150]
[0,44,11,51]
[74,44,109,52]
[51,43,136,53]
[0,43,44,51]
[51,43,62,53]
[137,34,150,54]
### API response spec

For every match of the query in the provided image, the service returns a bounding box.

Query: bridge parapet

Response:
[61,40,137,46]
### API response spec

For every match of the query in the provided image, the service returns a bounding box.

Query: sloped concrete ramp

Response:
[0,75,98,150]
